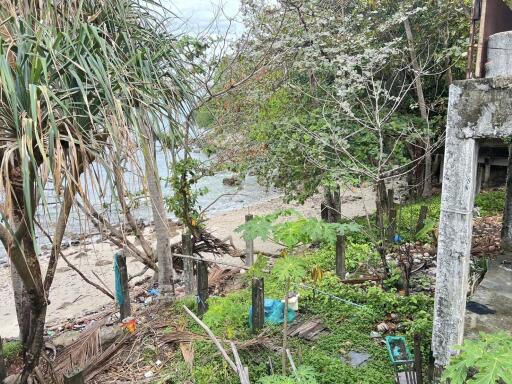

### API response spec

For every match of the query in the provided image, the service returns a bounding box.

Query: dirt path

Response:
[0,186,375,338]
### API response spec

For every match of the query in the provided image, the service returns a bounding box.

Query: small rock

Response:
[74,251,88,259]
[53,330,81,348]
[370,331,381,338]
[100,325,124,348]
[222,176,242,187]
[95,259,113,267]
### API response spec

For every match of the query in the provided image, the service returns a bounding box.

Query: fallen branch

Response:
[128,266,150,282]
[231,342,250,384]
[92,271,115,298]
[286,349,297,375]
[173,253,248,270]
[182,305,237,373]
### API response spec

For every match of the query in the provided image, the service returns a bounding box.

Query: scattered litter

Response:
[385,336,413,364]
[147,288,160,296]
[144,371,154,378]
[249,299,296,327]
[282,293,299,311]
[466,300,496,315]
[287,317,328,341]
[376,322,389,332]
[370,331,382,339]
[121,317,137,334]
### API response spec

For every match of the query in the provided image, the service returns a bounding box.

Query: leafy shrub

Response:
[236,209,360,248]
[258,366,319,384]
[201,291,251,339]
[475,190,505,217]
[3,340,23,362]
[442,332,512,384]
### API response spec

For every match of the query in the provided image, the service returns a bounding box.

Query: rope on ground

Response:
[299,283,365,308]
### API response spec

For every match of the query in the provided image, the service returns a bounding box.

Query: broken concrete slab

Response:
[340,351,371,368]
[465,254,512,339]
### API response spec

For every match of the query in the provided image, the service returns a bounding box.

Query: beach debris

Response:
[179,342,194,371]
[121,317,137,334]
[370,331,382,339]
[286,317,327,341]
[144,371,154,378]
[146,288,160,296]
[249,299,296,327]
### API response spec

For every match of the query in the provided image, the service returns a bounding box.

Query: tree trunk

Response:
[10,260,29,344]
[404,18,432,197]
[501,144,512,251]
[323,186,341,223]
[144,126,174,298]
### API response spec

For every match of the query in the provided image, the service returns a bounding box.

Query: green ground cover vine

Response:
[158,189,505,384]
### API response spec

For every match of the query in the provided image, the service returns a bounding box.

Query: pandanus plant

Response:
[0,0,188,381]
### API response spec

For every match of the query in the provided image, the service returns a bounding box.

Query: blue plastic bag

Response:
[249,298,296,327]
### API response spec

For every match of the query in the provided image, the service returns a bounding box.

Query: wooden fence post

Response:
[335,235,346,279]
[251,278,264,332]
[388,209,397,244]
[320,203,329,221]
[245,214,254,267]
[183,233,195,295]
[64,369,85,384]
[387,188,395,216]
[0,337,6,383]
[117,252,131,320]
[416,205,429,234]
[414,333,423,384]
[197,260,209,316]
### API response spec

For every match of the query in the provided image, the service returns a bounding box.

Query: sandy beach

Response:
[0,186,375,339]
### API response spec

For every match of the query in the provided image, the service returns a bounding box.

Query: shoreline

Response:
[0,186,375,339]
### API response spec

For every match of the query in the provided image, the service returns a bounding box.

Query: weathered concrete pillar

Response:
[432,84,479,368]
[485,31,512,78]
[489,31,512,250]
[433,30,512,371]
[502,145,512,250]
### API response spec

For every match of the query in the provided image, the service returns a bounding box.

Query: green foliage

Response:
[442,332,512,384]
[475,190,505,217]
[272,256,308,287]
[236,210,361,249]
[164,242,434,384]
[165,158,208,230]
[201,291,251,339]
[3,340,23,361]
[258,366,319,384]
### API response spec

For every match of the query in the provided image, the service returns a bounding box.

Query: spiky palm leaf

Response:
[0,0,189,380]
